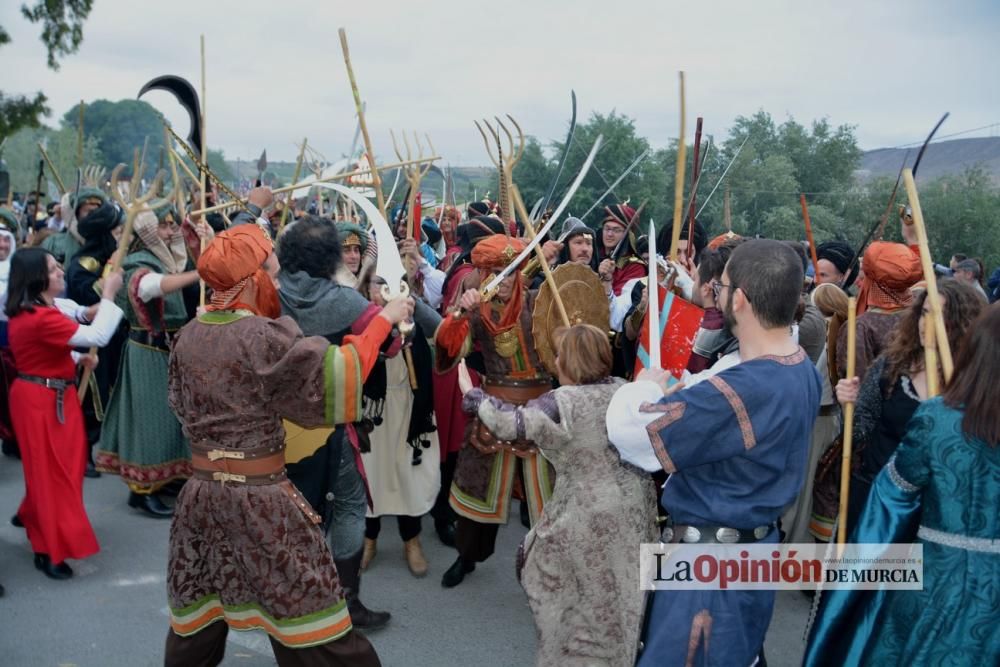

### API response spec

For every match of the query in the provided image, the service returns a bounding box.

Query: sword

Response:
[536,91,577,218]
[580,148,650,220]
[647,219,660,370]
[480,134,604,298]
[696,135,749,218]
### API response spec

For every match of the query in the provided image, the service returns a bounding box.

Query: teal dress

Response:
[804,398,1000,666]
[96,249,193,492]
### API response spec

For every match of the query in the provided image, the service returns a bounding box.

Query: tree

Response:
[511,136,553,210]
[3,124,102,195]
[62,99,167,174]
[0,1,94,137]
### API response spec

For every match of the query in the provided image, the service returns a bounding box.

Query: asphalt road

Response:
[0,455,812,666]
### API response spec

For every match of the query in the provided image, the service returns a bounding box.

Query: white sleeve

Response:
[680,350,742,388]
[67,299,125,348]
[610,278,641,331]
[419,263,446,310]
[71,350,83,364]
[53,297,87,323]
[137,273,165,302]
[605,380,666,472]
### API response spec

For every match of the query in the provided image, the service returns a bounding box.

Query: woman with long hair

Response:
[805,302,1000,665]
[6,247,124,579]
[459,324,657,667]
[833,278,985,532]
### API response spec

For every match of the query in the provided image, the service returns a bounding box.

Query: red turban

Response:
[602,204,636,230]
[856,241,922,314]
[198,224,279,317]
[471,235,527,271]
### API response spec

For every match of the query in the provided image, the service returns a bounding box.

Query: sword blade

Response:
[647,219,660,370]
[581,148,650,220]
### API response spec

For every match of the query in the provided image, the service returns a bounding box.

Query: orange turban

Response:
[471,235,527,271]
[856,241,922,314]
[708,231,741,250]
[198,224,279,317]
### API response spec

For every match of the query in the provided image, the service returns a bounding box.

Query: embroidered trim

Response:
[886,455,919,493]
[646,402,686,473]
[917,526,1000,554]
[757,347,807,365]
[707,376,756,449]
[640,401,678,413]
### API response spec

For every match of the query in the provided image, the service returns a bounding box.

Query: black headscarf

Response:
[817,240,859,288]
[77,202,123,264]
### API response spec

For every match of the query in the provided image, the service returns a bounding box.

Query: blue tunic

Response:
[639,347,821,667]
[804,398,1000,666]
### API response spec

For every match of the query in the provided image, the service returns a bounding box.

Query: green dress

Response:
[96,249,192,492]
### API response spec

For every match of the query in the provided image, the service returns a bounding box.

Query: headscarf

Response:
[654,217,707,263]
[335,221,368,255]
[0,218,17,302]
[816,240,859,289]
[856,241,922,314]
[76,201,123,265]
[471,235,528,337]
[708,231,741,250]
[198,223,279,318]
[133,200,188,274]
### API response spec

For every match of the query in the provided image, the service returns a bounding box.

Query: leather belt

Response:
[662,522,775,544]
[470,379,551,458]
[128,329,174,351]
[191,449,286,486]
[18,374,75,424]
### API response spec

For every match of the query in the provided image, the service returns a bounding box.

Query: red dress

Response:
[9,306,99,564]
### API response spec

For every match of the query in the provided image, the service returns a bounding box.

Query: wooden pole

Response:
[723,184,731,232]
[278,138,308,236]
[338,28,387,219]
[924,313,939,398]
[902,169,954,382]
[188,156,439,216]
[837,296,858,549]
[669,72,687,262]
[164,126,187,221]
[686,116,703,247]
[37,143,67,194]
[511,185,571,328]
[199,34,208,307]
[800,194,820,283]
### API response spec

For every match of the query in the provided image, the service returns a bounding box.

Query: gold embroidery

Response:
[77,256,101,273]
[493,329,520,358]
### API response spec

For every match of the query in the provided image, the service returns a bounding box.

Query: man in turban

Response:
[816,240,860,291]
[164,223,413,666]
[40,187,105,265]
[596,204,646,296]
[836,240,922,382]
[434,234,556,588]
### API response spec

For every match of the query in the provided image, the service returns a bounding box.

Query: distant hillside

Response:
[858,137,1000,182]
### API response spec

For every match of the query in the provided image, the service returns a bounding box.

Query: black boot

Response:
[434,518,456,547]
[84,461,101,479]
[34,554,73,580]
[335,550,390,630]
[441,556,475,588]
[127,492,173,518]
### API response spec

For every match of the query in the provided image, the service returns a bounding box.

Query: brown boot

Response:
[360,538,377,571]
[335,551,390,631]
[403,537,428,578]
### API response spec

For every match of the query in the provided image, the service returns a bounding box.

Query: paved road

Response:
[0,456,812,666]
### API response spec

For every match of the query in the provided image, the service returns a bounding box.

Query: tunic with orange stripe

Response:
[435,290,555,525]
[165,310,389,648]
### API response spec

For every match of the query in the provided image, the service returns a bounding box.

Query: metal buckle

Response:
[681,526,702,543]
[207,450,246,461]
[716,527,740,544]
[212,472,246,485]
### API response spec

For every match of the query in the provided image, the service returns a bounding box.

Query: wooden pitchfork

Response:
[79,163,166,402]
[390,130,435,239]
[475,115,525,228]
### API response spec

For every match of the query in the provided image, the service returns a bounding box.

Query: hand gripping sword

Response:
[480,134,604,299]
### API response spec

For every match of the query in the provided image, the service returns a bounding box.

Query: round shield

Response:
[532,263,610,375]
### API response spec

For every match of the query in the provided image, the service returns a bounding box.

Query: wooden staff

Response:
[37,143,67,194]
[902,169,954,381]
[168,146,200,185]
[511,185,570,328]
[199,34,208,307]
[668,72,687,262]
[800,194,820,283]
[686,116,703,246]
[924,313,939,398]
[80,166,165,401]
[278,138,308,236]
[837,296,857,549]
[188,156,439,216]
[164,126,187,220]
[339,28,387,219]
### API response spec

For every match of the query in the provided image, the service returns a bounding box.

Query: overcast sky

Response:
[4,0,999,166]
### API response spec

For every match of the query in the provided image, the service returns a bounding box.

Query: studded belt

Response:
[18,374,75,424]
[662,522,775,544]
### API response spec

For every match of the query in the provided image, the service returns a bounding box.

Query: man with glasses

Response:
[607,239,822,667]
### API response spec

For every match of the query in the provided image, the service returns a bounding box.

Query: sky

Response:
[3,0,999,166]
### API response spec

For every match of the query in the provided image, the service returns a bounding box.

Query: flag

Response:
[635,286,704,380]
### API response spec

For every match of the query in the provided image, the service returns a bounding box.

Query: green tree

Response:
[511,136,553,210]
[3,124,102,195]
[0,1,94,137]
[62,99,167,174]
